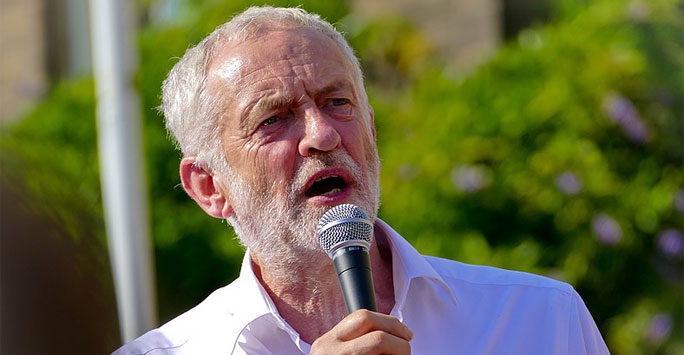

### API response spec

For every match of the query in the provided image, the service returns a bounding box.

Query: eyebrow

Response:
[240,79,357,127]
[240,95,294,128]
[316,80,355,98]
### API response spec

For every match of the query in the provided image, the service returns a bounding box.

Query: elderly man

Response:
[115,6,608,355]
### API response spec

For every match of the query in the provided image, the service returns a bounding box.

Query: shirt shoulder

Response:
[421,256,609,354]
[424,255,574,295]
[112,279,248,355]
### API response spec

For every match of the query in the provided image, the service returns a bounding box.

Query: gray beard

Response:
[223,148,381,270]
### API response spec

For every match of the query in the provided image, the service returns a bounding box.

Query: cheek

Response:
[339,121,374,166]
[254,139,299,185]
[223,136,298,190]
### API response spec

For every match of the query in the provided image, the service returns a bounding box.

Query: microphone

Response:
[317,204,377,313]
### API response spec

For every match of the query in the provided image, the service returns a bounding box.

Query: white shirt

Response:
[114,220,609,354]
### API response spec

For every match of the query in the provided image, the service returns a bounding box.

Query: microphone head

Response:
[317,204,373,258]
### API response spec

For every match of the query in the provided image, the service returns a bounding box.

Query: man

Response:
[115,6,609,355]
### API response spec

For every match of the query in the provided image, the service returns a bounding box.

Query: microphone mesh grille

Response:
[317,204,372,254]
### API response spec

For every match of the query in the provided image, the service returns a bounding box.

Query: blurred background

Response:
[1,0,682,354]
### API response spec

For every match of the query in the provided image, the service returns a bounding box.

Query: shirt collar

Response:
[228,218,457,351]
[375,219,459,314]
[234,251,279,322]
[233,251,311,352]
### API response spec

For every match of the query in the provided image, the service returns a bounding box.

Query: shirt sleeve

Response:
[567,289,610,355]
[111,329,181,355]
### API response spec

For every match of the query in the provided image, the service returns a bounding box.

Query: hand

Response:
[311,309,413,355]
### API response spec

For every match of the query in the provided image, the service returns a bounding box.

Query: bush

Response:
[357,1,682,353]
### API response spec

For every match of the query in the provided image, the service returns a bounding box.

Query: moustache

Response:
[290,151,363,197]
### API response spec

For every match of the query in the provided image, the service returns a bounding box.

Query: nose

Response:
[298,107,342,156]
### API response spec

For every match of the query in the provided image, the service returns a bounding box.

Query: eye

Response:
[262,116,279,127]
[331,98,350,106]
[323,98,353,118]
[256,111,292,133]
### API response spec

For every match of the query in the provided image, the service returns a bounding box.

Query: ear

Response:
[179,157,234,219]
[367,104,376,140]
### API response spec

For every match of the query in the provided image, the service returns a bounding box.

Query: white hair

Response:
[160,6,366,172]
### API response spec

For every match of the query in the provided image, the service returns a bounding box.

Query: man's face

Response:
[206,27,380,265]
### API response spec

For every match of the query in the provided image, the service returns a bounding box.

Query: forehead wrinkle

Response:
[214,29,364,132]
[292,58,359,102]
[236,61,292,86]
[237,64,304,121]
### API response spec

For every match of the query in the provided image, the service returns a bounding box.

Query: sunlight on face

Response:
[210,28,380,268]
[213,57,244,80]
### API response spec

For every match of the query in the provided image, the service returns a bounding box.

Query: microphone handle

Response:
[332,246,378,313]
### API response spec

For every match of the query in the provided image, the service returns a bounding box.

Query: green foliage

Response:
[1,80,103,244]
[2,0,681,353]
[355,1,682,353]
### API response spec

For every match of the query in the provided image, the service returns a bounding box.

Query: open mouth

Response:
[305,175,349,197]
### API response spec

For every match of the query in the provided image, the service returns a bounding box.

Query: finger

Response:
[335,310,413,342]
[340,330,411,355]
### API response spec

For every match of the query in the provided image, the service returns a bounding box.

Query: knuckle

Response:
[359,309,375,323]
[357,308,373,320]
[350,309,373,324]
[310,341,322,354]
[367,330,386,347]
[311,336,332,354]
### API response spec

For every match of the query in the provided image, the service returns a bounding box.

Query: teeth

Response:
[321,187,342,196]
[314,175,339,183]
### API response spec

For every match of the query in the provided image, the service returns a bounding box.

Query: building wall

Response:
[0,0,47,122]
[0,0,91,122]
[352,0,501,72]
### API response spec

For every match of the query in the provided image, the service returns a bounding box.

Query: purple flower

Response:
[658,229,683,258]
[556,171,583,195]
[628,1,651,22]
[674,190,684,214]
[646,314,672,344]
[451,165,491,193]
[602,92,650,144]
[592,214,622,245]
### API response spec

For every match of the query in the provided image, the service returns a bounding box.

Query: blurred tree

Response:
[0,80,120,353]
[357,1,682,353]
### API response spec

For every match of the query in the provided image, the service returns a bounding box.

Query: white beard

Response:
[222,148,380,269]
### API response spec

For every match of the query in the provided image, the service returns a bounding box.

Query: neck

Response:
[250,223,395,344]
